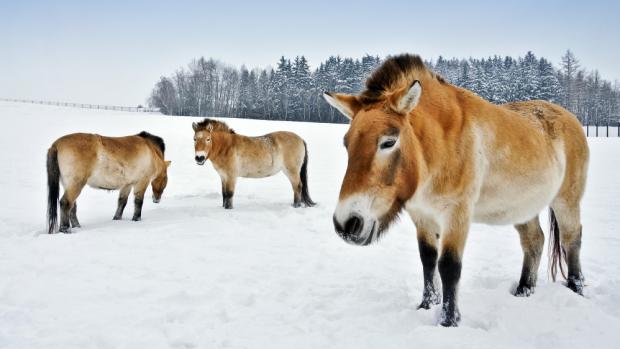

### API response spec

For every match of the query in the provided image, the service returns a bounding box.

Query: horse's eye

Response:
[380,139,396,149]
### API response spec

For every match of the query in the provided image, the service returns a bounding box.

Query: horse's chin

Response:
[195,160,206,166]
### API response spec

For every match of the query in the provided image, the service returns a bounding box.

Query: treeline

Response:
[149,50,620,125]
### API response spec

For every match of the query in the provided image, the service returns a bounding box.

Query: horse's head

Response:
[152,160,171,203]
[325,61,428,245]
[193,123,213,165]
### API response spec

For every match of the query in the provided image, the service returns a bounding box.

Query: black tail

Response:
[548,208,567,281]
[300,141,316,207]
[47,147,60,234]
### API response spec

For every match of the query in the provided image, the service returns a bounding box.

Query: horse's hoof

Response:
[132,217,141,222]
[513,285,534,297]
[113,216,122,221]
[439,317,459,327]
[439,305,461,327]
[59,228,72,234]
[417,301,432,310]
[567,275,584,295]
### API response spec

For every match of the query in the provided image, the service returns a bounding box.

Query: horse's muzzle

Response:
[195,155,206,165]
[333,214,374,246]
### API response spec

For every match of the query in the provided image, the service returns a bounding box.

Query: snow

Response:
[0,101,619,348]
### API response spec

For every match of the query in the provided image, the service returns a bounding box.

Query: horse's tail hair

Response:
[548,208,567,281]
[47,146,60,234]
[300,141,316,207]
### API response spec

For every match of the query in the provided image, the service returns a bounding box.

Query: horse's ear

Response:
[165,160,171,168]
[322,92,361,120]
[192,122,199,131]
[391,80,421,115]
[206,124,213,132]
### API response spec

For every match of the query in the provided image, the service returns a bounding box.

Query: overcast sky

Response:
[1,0,618,106]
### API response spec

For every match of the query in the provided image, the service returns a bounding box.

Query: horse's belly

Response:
[237,155,281,178]
[473,168,564,225]
[87,156,143,190]
[87,165,127,190]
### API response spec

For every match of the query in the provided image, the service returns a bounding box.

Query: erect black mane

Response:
[137,131,165,155]
[195,117,236,134]
[360,54,445,103]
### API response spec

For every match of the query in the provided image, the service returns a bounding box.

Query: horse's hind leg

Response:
[551,200,584,294]
[284,169,302,207]
[113,185,132,220]
[70,203,81,228]
[59,182,84,233]
[513,216,544,296]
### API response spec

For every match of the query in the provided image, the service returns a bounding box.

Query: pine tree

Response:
[560,50,581,112]
[538,58,561,103]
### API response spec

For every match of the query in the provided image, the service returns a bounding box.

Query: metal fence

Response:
[2,97,619,137]
[585,124,620,137]
[0,98,160,113]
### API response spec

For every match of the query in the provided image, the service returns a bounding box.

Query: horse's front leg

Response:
[113,185,132,220]
[414,221,441,309]
[438,205,470,327]
[131,181,148,221]
[221,176,236,209]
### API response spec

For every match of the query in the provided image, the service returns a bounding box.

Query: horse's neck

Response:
[408,81,484,179]
[211,132,234,164]
[144,143,165,171]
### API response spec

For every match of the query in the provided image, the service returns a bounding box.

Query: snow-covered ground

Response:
[0,101,619,348]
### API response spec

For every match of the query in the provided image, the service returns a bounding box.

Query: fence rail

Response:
[0,98,160,113]
[2,98,619,137]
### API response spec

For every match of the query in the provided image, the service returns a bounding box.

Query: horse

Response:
[46,131,171,234]
[192,118,315,209]
[324,54,589,327]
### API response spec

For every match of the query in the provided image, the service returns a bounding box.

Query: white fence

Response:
[0,98,160,113]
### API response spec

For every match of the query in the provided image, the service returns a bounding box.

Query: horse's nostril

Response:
[344,215,363,237]
[195,155,205,162]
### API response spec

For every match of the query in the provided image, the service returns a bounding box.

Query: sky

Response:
[1,0,618,106]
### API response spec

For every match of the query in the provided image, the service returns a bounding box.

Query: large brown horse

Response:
[47,132,171,234]
[324,54,589,327]
[192,118,314,209]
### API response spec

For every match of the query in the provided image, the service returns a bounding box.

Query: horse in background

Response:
[192,118,315,209]
[324,54,588,327]
[47,132,171,233]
